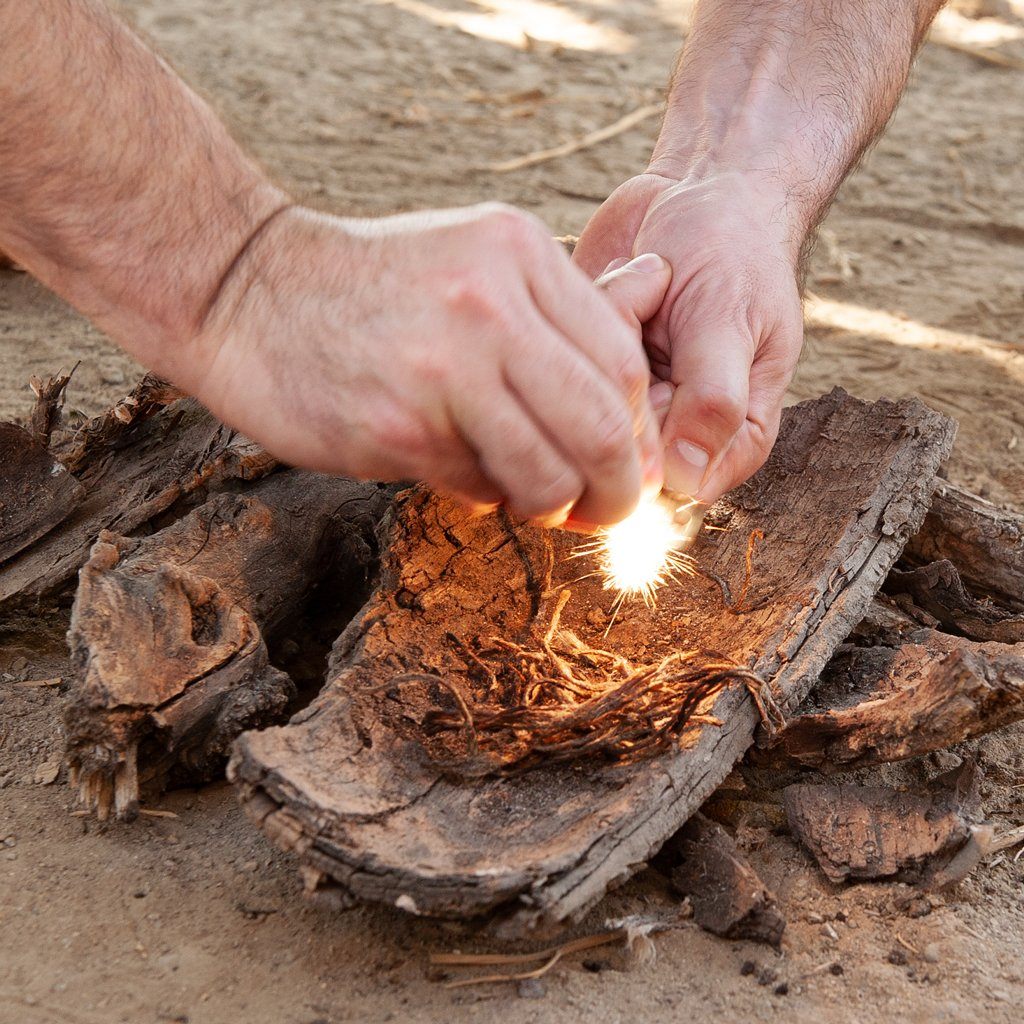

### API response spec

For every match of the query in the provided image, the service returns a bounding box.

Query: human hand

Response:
[188,203,672,527]
[573,171,803,503]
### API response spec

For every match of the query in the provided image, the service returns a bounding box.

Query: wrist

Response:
[647,72,851,264]
[641,162,806,271]
[155,183,294,394]
[182,205,357,406]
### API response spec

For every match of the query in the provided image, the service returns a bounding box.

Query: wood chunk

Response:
[758,626,1024,772]
[884,559,1024,643]
[0,423,84,564]
[667,814,785,947]
[64,470,393,821]
[784,762,989,886]
[905,482,1024,612]
[54,373,186,474]
[229,389,955,935]
[28,365,76,445]
[0,395,275,614]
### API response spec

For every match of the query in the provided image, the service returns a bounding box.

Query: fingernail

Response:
[623,252,667,274]
[648,380,673,411]
[665,439,710,496]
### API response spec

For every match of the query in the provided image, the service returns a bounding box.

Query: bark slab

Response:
[230,389,955,935]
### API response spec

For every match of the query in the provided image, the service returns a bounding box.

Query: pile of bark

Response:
[3,372,1023,942]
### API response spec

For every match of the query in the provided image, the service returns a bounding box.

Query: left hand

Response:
[573,170,804,503]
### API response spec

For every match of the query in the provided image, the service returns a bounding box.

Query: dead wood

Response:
[63,470,393,821]
[0,423,85,564]
[27,364,77,445]
[884,559,1024,644]
[784,761,991,887]
[52,372,186,474]
[666,814,785,947]
[756,625,1024,773]
[0,388,275,614]
[904,481,1024,613]
[229,388,954,935]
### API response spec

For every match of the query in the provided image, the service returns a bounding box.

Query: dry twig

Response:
[480,102,662,173]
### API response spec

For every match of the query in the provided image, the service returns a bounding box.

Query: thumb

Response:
[661,319,753,500]
[595,252,672,329]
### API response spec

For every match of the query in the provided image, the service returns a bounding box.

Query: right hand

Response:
[188,203,671,527]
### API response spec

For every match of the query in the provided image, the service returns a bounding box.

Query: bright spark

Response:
[572,495,699,608]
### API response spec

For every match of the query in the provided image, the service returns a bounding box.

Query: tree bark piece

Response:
[64,470,394,820]
[783,762,990,886]
[0,392,275,614]
[758,626,1024,773]
[230,388,955,935]
[904,482,1024,612]
[0,423,84,564]
[666,814,785,947]
[27,365,77,445]
[884,559,1024,644]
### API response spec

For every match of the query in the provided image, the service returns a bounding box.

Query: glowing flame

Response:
[573,495,700,608]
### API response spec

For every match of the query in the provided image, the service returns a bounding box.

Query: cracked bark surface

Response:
[64,470,394,820]
[0,422,84,564]
[784,761,988,886]
[762,500,1024,773]
[904,481,1024,613]
[0,388,275,614]
[760,554,1024,773]
[230,389,955,935]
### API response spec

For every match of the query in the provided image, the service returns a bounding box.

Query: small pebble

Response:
[829,962,844,976]
[907,898,932,919]
[757,966,778,987]
[9,656,27,674]
[922,943,940,964]
[773,983,789,996]
[821,923,839,941]
[888,948,909,966]
[516,977,546,1000]
[740,960,756,977]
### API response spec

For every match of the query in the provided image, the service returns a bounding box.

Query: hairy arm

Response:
[575,0,946,500]
[0,0,288,385]
[651,0,945,265]
[0,1,669,528]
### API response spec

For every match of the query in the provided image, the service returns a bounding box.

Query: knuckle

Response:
[510,467,582,519]
[690,383,747,436]
[407,344,449,386]
[480,203,544,251]
[443,272,504,324]
[589,404,635,468]
[367,403,432,462]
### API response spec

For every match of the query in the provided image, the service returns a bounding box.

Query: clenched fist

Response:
[190,203,672,527]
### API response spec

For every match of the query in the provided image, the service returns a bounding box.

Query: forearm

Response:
[0,1,288,385]
[649,0,945,262]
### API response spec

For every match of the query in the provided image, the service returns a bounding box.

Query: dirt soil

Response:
[2,2,1024,1022]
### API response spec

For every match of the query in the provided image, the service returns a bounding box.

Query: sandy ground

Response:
[2,2,1024,1022]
